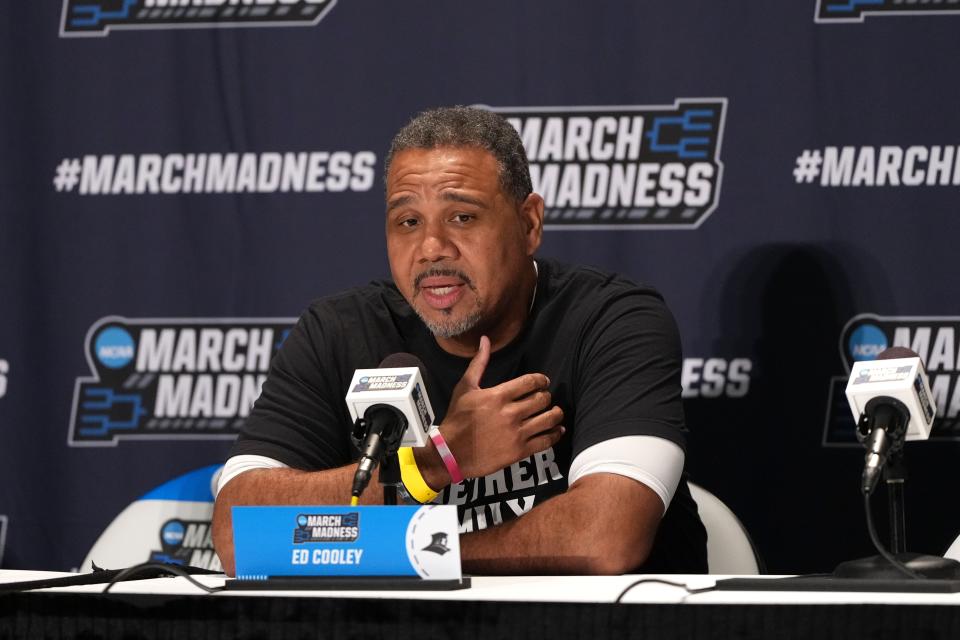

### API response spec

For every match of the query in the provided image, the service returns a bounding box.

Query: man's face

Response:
[385,146,542,349]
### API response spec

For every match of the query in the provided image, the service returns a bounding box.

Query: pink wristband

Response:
[429,427,464,484]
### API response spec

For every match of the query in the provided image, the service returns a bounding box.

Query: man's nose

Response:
[418,221,458,262]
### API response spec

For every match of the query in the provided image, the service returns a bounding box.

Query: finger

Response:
[494,372,550,401]
[519,405,564,437]
[460,335,491,389]
[525,425,565,455]
[509,389,553,420]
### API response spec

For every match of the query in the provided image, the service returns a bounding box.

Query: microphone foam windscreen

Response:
[378,352,426,369]
[877,346,919,361]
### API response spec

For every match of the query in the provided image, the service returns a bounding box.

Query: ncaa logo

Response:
[161,520,185,546]
[847,323,888,361]
[94,326,135,369]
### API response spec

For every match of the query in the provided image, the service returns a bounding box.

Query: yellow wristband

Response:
[399,446,438,504]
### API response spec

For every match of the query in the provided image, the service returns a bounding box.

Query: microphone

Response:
[344,353,436,501]
[845,347,936,495]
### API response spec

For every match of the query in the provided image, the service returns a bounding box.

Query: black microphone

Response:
[845,346,936,495]
[346,353,433,501]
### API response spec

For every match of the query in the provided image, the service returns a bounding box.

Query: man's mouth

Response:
[414,271,472,311]
[418,278,465,310]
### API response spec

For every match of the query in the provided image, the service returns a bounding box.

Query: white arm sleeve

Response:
[215,454,290,497]
[568,435,685,512]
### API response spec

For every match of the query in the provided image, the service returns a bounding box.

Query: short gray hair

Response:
[385,106,532,204]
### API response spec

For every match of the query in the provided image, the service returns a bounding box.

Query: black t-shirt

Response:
[231,259,707,573]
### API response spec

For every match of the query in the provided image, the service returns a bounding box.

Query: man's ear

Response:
[519,193,544,255]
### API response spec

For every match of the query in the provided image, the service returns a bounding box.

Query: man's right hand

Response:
[415,335,565,489]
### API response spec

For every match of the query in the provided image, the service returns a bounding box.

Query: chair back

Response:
[688,482,763,574]
[80,465,223,572]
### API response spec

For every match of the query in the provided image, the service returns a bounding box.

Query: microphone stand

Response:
[885,455,907,555]
[379,452,400,506]
[350,404,405,505]
[833,450,960,582]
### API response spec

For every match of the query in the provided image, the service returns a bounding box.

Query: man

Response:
[212,106,707,576]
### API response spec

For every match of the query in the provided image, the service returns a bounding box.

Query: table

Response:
[4,570,960,639]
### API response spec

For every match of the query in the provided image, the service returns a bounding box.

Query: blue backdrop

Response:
[3,0,960,574]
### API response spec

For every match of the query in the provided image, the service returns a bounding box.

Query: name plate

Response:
[232,505,462,581]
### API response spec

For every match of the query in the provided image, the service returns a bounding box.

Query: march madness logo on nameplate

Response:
[293,513,360,543]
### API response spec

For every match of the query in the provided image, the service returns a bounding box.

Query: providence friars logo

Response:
[60,0,337,37]
[422,532,450,555]
[487,98,727,229]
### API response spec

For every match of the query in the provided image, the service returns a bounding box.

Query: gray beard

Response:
[410,266,484,338]
[414,305,484,339]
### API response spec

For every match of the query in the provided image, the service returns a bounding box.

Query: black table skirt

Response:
[4,592,960,640]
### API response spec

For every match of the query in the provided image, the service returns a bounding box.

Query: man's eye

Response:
[451,213,474,223]
[399,218,419,228]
